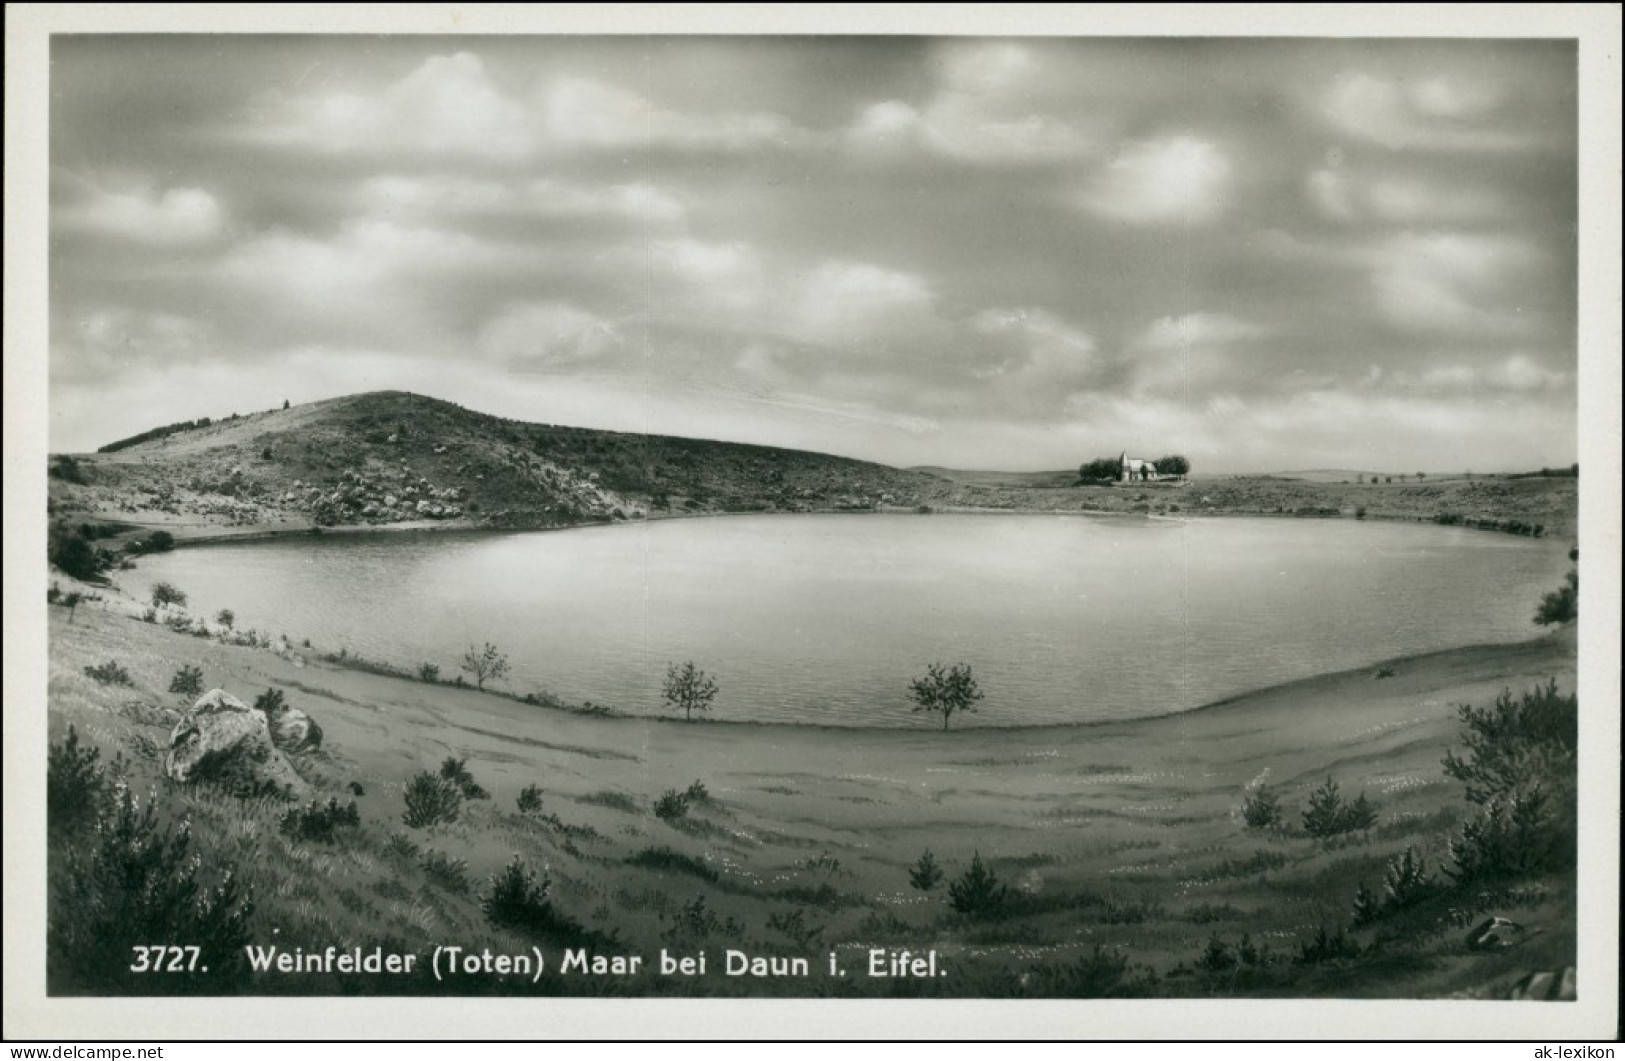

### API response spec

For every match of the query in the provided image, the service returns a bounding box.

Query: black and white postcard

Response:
[6,5,1619,1042]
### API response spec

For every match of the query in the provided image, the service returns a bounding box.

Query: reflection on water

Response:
[135,514,1570,727]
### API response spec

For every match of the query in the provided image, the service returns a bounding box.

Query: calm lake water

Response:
[136,514,1570,728]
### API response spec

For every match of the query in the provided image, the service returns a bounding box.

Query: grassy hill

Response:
[47,391,943,542]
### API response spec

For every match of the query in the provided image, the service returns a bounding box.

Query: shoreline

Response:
[52,558,1577,738]
[129,499,1571,553]
[318,625,1578,739]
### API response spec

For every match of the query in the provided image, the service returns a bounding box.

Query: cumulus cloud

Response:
[52,306,218,384]
[249,52,535,160]
[1322,71,1526,151]
[1136,313,1269,352]
[845,41,1093,164]
[967,308,1099,389]
[1083,136,1231,224]
[478,302,626,369]
[644,238,766,316]
[46,37,1578,471]
[1369,232,1541,336]
[1408,354,1572,394]
[358,174,686,226]
[543,76,810,152]
[215,217,535,349]
[1306,166,1503,225]
[789,260,947,351]
[1127,313,1268,398]
[57,184,223,246]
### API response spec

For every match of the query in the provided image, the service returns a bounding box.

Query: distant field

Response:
[910,466,1080,488]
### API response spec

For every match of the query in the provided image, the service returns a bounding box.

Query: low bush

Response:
[1302,778,1378,838]
[169,665,204,698]
[481,857,593,945]
[439,757,490,800]
[626,846,718,882]
[277,798,360,844]
[1240,785,1283,830]
[48,726,110,830]
[1448,793,1565,884]
[1534,571,1578,625]
[1351,884,1383,927]
[1295,924,1361,965]
[421,849,471,894]
[766,908,824,949]
[653,789,689,823]
[1382,846,1435,910]
[418,662,441,683]
[683,779,710,804]
[151,582,188,609]
[49,786,254,991]
[253,688,287,717]
[517,784,544,814]
[48,522,103,581]
[1442,680,1576,806]
[49,456,88,484]
[1442,680,1577,882]
[908,849,944,891]
[83,661,132,686]
[664,895,743,942]
[1206,849,1289,879]
[578,790,641,814]
[1026,945,1156,998]
[948,852,1009,918]
[1197,933,1237,973]
[402,771,462,829]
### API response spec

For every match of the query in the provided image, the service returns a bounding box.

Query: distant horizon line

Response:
[61,386,1580,480]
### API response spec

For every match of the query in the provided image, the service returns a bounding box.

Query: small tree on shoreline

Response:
[663,661,719,722]
[910,662,983,731]
[1241,784,1283,830]
[460,643,510,691]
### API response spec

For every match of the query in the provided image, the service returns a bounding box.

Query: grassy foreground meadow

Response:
[43,571,1579,1000]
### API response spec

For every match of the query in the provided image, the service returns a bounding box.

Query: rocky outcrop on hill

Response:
[47,390,945,537]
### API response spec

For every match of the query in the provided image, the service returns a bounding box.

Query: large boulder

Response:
[269,706,322,752]
[164,689,308,797]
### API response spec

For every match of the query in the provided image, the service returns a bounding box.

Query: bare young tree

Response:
[663,661,718,722]
[460,642,510,691]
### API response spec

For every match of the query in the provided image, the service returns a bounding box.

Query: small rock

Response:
[1466,916,1525,951]
[1509,967,1576,1001]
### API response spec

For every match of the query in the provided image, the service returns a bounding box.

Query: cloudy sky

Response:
[47,34,1579,471]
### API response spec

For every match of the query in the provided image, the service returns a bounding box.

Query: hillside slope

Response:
[47,391,943,540]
